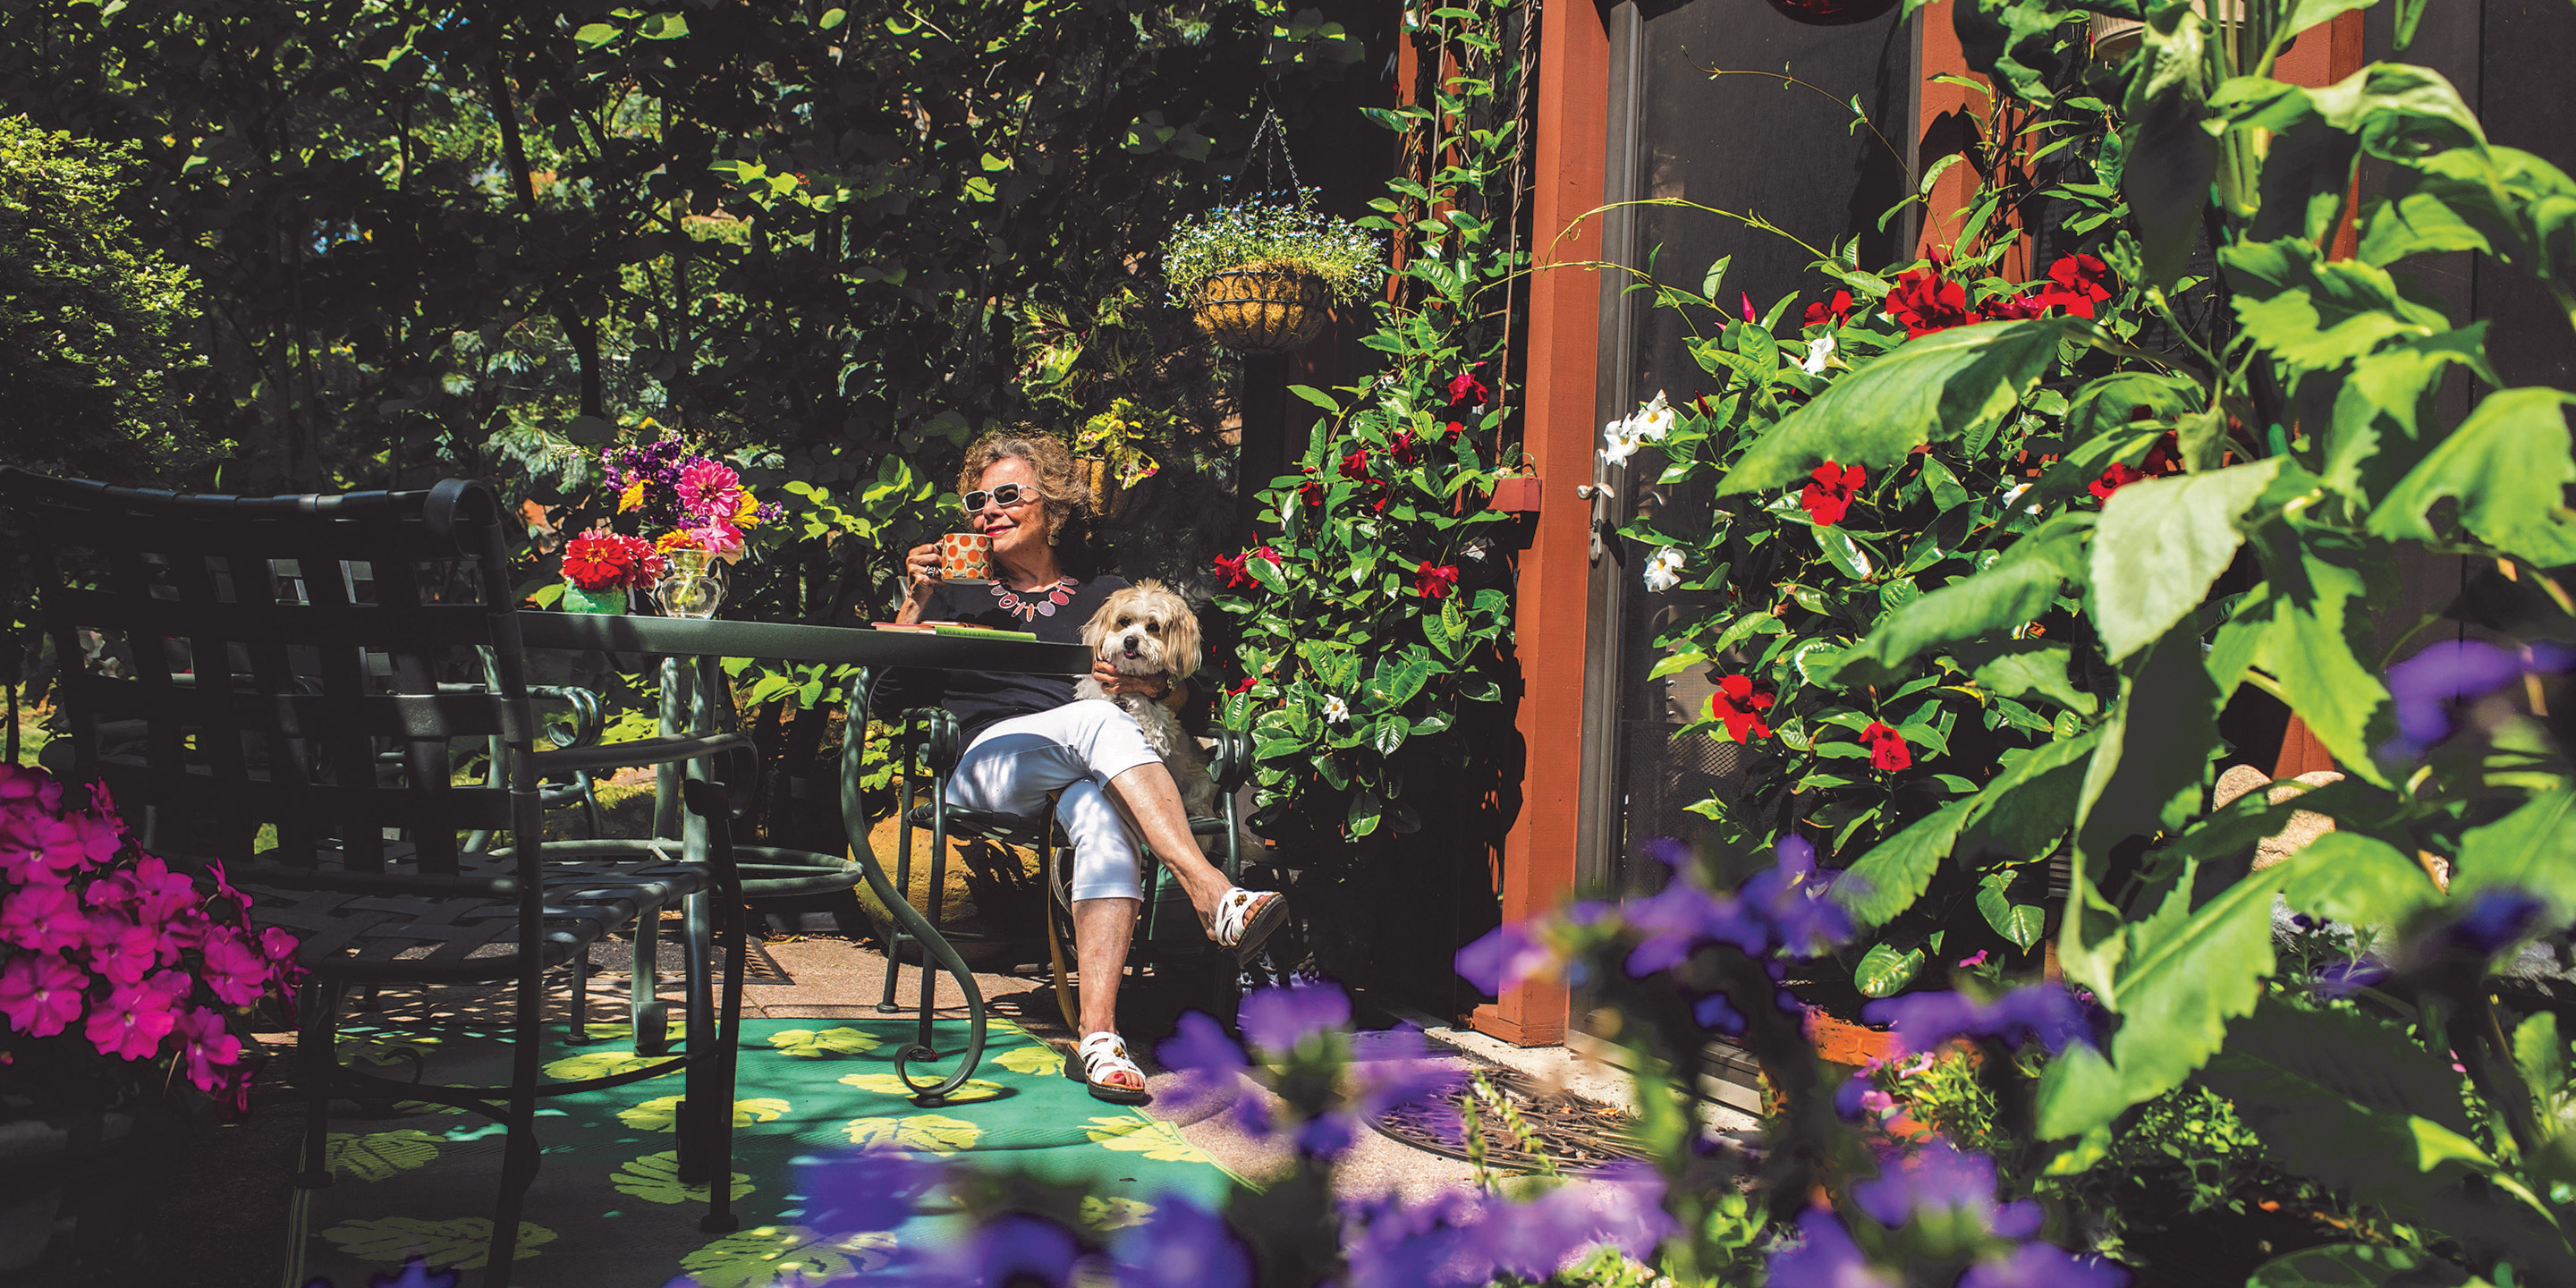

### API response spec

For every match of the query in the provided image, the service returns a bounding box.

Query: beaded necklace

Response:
[990,575,1077,621]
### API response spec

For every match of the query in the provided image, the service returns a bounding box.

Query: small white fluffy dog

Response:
[1073,580,1218,818]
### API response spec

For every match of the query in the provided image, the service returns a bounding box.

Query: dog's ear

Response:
[1162,595,1202,681]
[1080,592,1120,654]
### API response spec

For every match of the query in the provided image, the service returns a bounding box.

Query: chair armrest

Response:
[1208,728,1253,792]
[528,685,606,749]
[532,731,755,774]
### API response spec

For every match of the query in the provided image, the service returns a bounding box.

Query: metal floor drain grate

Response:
[1369,1062,1651,1174]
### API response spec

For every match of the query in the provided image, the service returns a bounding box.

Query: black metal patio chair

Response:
[2,470,749,1288]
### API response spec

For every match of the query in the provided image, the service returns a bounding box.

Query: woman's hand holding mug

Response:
[894,542,944,623]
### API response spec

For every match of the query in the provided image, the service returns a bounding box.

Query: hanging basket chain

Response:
[1230,98,1313,209]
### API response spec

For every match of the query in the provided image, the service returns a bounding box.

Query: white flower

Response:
[2000,482,2037,514]
[1632,391,1675,441]
[1802,334,1836,375]
[1643,545,1686,593]
[1600,419,1646,467]
[1321,694,1351,724]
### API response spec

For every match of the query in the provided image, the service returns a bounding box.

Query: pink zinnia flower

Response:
[686,521,747,562]
[674,460,744,523]
[1,883,89,953]
[85,976,181,1061]
[201,928,275,1007]
[175,1006,244,1093]
[0,953,89,1038]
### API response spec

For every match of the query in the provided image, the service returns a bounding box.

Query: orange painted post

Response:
[1468,0,1611,1047]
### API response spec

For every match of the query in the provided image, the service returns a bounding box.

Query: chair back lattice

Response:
[2,470,538,876]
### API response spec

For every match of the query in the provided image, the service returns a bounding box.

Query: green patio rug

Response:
[284,1016,1238,1287]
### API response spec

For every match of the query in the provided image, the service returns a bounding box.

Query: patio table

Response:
[520,611,1092,1101]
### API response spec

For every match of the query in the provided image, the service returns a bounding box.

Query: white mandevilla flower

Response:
[2000,482,2037,514]
[1600,419,1645,467]
[1802,334,1836,375]
[1632,390,1675,440]
[1321,694,1352,724]
[1643,545,1685,593]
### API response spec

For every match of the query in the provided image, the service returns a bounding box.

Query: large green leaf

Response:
[2368,387,2576,566]
[2248,527,2395,786]
[1714,319,2080,493]
[1830,516,2092,684]
[2450,788,2576,918]
[1853,943,1926,997]
[2321,328,2496,505]
[1835,798,1975,928]
[2282,833,2445,928]
[2246,1244,2471,1288]
[2221,239,2450,374]
[2037,850,2317,1136]
[1957,641,2097,715]
[2226,996,2472,1133]
[2089,459,2284,661]
[2122,1,2218,287]
[2073,623,2220,869]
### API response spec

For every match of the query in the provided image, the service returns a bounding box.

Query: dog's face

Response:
[1081,580,1200,680]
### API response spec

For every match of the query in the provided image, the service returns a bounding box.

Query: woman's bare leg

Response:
[1103,761,1238,932]
[1072,896,1143,1091]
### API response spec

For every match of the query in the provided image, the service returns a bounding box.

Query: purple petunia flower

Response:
[368,1258,461,1288]
[1238,980,1351,1059]
[2311,957,2389,998]
[1114,1197,1252,1288]
[1694,990,1748,1035]
[2384,640,2575,758]
[1959,1241,2131,1288]
[1156,1011,1250,1117]
[1342,1163,1674,1287]
[927,1212,1083,1288]
[1861,983,2097,1055]
[1853,1140,2042,1239]
[1456,919,1555,995]
[795,1146,944,1235]
[2442,888,2546,956]
[1767,1207,1900,1288]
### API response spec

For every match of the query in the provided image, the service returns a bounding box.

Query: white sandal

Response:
[1211,887,1289,965]
[1067,1031,1151,1105]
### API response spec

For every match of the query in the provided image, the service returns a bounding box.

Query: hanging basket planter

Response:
[1191,262,1336,354]
[1075,456,1142,521]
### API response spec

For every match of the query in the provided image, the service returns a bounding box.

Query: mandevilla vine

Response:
[1209,0,1527,840]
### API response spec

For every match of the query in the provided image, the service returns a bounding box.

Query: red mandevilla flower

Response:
[1445,365,1490,408]
[1885,267,1975,338]
[1707,675,1775,742]
[1213,552,1255,589]
[2089,432,2182,501]
[1227,677,1258,697]
[1339,448,1372,482]
[1414,562,1462,599]
[1444,420,1465,443]
[1862,721,1912,772]
[1389,428,1419,464]
[1800,462,1868,527]
[2040,252,2114,318]
[1803,291,1855,328]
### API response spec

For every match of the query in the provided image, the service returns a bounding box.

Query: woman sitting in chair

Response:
[885,429,1286,1104]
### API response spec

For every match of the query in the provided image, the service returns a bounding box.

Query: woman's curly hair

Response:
[957,428,1091,549]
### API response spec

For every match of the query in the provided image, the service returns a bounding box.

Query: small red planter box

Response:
[1489,474,1543,514]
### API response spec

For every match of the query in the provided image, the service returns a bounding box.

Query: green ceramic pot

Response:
[560,581,629,614]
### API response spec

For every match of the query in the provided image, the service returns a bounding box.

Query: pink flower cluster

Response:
[0,765,301,1113]
[597,434,777,566]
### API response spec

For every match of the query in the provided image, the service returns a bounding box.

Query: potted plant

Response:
[0,764,303,1278]
[1161,199,1381,354]
[1072,397,1170,521]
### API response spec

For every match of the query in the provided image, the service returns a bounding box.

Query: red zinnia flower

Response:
[1414,562,1461,599]
[1885,267,1975,338]
[1446,366,1490,408]
[1339,448,1371,481]
[561,532,636,591]
[1799,462,1868,527]
[1861,721,1911,772]
[1213,552,1255,589]
[1707,674,1775,742]
[1803,291,1855,328]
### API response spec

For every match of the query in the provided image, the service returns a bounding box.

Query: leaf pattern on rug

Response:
[679,1225,894,1288]
[323,1130,441,1182]
[767,1026,884,1058]
[1084,1116,1212,1163]
[994,1045,1067,1078]
[835,1072,1004,1102]
[609,1151,754,1205]
[841,1113,982,1155]
[1081,1196,1156,1231]
[618,1095,792,1132]
[321,1216,555,1270]
[542,1046,679,1081]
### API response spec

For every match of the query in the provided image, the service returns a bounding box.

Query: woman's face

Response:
[969,455,1052,563]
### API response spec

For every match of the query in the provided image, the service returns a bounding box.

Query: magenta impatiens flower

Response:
[84,911,172,985]
[86,975,182,1061]
[201,926,276,1007]
[175,1005,245,1092]
[1,882,89,952]
[0,953,90,1038]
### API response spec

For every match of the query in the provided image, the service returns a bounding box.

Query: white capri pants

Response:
[944,699,1164,904]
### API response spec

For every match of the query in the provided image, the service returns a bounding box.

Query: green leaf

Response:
[2450,788,2576,919]
[2246,527,2394,785]
[2514,1012,2565,1102]
[1714,319,2080,493]
[1289,384,1343,413]
[2245,1244,2469,1288]
[1830,516,2092,683]
[638,12,689,38]
[1853,943,1925,997]
[2227,996,2474,1134]
[1836,798,1974,928]
[2089,458,2284,662]
[2120,4,2218,287]
[2368,387,2576,565]
[573,21,622,47]
[1978,873,2046,950]
[1347,791,1383,837]
[1956,640,2097,715]
[2074,623,2220,869]
[2282,833,2444,927]
[1362,651,1433,710]
[1370,717,1409,757]
[818,7,847,30]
